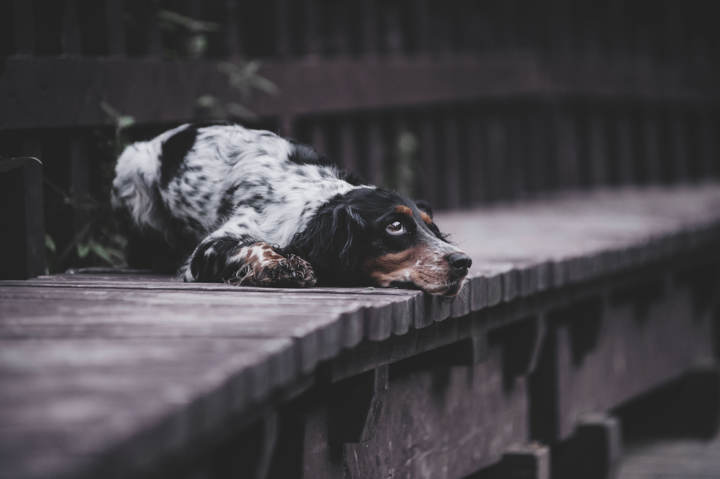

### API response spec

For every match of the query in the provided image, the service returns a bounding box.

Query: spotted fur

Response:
[112,123,471,295]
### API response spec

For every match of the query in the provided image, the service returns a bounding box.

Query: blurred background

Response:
[1,0,719,274]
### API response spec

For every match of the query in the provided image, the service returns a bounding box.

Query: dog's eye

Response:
[386,221,406,236]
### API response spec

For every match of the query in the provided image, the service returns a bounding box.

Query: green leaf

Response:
[157,10,219,33]
[77,243,90,259]
[88,241,113,265]
[117,115,135,130]
[45,234,56,253]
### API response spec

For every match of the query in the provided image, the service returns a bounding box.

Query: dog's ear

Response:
[286,202,367,276]
[414,199,433,220]
[330,204,366,267]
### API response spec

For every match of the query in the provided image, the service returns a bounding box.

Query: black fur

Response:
[160,126,198,187]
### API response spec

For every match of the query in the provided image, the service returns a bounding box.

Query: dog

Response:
[112,122,471,296]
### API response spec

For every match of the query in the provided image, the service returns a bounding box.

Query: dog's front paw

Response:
[227,243,317,287]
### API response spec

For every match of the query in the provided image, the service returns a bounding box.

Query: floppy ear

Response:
[414,199,433,220]
[286,202,366,275]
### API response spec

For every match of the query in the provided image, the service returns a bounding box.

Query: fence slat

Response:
[339,119,358,175]
[587,111,609,187]
[641,112,661,184]
[223,0,241,57]
[361,0,378,56]
[485,113,507,202]
[275,0,290,57]
[614,112,635,185]
[62,0,81,55]
[367,118,385,187]
[105,0,126,56]
[465,113,485,206]
[442,114,462,208]
[303,0,321,57]
[417,116,437,205]
[554,108,580,189]
[12,0,35,55]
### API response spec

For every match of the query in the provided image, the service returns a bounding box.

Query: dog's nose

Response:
[447,252,472,274]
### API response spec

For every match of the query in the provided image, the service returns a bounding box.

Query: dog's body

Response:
[112,123,471,295]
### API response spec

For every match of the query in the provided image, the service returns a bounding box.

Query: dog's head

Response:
[291,188,471,296]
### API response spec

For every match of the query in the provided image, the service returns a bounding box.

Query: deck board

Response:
[2,185,720,479]
[618,438,720,478]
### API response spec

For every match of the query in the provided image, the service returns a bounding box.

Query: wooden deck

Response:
[619,438,720,479]
[2,185,720,479]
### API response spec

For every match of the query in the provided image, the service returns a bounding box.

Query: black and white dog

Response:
[112,123,471,295]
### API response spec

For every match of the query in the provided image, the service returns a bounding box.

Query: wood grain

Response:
[2,186,720,478]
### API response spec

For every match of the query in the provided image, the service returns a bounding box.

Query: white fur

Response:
[113,123,372,281]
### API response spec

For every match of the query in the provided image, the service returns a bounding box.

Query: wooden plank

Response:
[338,118,358,174]
[1,187,720,478]
[366,116,385,186]
[442,114,462,208]
[104,0,126,56]
[274,0,290,57]
[2,55,719,130]
[61,0,81,55]
[499,443,550,479]
[0,156,46,280]
[465,112,485,205]
[587,111,609,186]
[0,336,291,479]
[12,0,34,55]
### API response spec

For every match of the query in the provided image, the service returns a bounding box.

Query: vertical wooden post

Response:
[309,120,329,158]
[417,115,438,206]
[105,0,126,56]
[499,443,550,479]
[303,0,321,57]
[275,0,290,57]
[413,0,429,55]
[12,0,35,55]
[615,112,635,185]
[367,118,385,187]
[361,0,378,57]
[587,111,609,188]
[698,112,718,179]
[670,114,689,182]
[641,112,661,184]
[442,114,462,209]
[339,119,358,175]
[556,414,622,479]
[224,0,241,58]
[0,155,46,279]
[555,108,580,189]
[466,113,486,206]
[486,113,507,203]
[146,0,163,56]
[62,0,82,55]
[69,138,90,235]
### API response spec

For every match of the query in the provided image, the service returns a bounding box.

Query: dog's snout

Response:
[447,252,472,272]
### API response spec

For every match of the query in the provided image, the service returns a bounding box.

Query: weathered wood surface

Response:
[1,185,720,479]
[618,437,720,479]
[1,55,718,130]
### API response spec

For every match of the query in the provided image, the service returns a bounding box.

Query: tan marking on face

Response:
[364,244,450,291]
[419,211,432,224]
[364,241,470,296]
[394,205,413,217]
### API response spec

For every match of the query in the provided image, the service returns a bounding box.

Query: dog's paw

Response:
[227,243,317,287]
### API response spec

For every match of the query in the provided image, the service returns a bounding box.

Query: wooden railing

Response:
[1,0,719,269]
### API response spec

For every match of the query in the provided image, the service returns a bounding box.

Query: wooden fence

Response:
[1,0,719,274]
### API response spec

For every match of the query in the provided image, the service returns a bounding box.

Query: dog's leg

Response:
[179,222,316,287]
